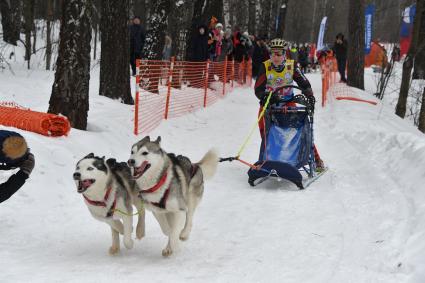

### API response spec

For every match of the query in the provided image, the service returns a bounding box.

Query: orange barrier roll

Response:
[0,105,71,137]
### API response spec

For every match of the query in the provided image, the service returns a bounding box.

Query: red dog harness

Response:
[141,170,171,209]
[83,186,117,217]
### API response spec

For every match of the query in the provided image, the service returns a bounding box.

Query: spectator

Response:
[252,35,269,79]
[1,130,35,204]
[208,17,219,61]
[213,23,224,61]
[129,16,146,76]
[217,29,233,62]
[298,45,309,74]
[332,33,348,82]
[162,35,172,61]
[191,24,209,62]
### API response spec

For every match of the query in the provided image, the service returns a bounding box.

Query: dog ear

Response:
[84,153,95,159]
[155,136,161,144]
[138,136,150,145]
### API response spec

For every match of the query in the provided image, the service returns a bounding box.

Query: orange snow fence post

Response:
[0,105,71,137]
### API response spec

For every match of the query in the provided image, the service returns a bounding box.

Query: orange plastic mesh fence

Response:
[134,57,252,135]
[320,56,338,107]
[0,104,71,137]
[320,56,377,106]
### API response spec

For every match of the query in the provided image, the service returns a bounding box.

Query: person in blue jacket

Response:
[0,130,35,203]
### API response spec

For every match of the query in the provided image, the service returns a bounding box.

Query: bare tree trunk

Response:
[99,0,133,104]
[48,0,92,130]
[258,0,271,38]
[23,0,35,69]
[142,0,171,60]
[413,1,425,80]
[186,0,206,61]
[248,0,256,35]
[0,0,22,45]
[396,0,424,118]
[205,0,223,23]
[32,20,36,54]
[310,0,317,42]
[46,0,53,70]
[223,0,231,28]
[168,0,194,61]
[418,87,425,133]
[93,24,98,60]
[347,0,365,90]
[277,0,289,38]
[142,0,171,94]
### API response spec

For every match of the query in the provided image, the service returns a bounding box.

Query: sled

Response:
[247,85,325,189]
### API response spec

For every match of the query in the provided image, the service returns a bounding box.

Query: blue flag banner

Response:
[317,17,327,51]
[365,4,375,55]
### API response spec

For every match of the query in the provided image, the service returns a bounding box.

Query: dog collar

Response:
[142,169,168,194]
[83,186,117,217]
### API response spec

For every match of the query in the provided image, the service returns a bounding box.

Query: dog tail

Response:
[198,149,219,180]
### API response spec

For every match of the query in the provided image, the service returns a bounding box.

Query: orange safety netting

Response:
[319,55,337,107]
[134,57,252,135]
[320,56,378,106]
[0,103,71,137]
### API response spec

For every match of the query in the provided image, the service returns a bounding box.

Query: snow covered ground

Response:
[1,54,425,282]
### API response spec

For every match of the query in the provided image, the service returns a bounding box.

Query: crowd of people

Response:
[128,15,322,80]
[190,16,320,80]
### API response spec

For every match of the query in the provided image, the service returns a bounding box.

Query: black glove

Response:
[20,153,34,176]
[260,94,280,106]
[302,88,314,96]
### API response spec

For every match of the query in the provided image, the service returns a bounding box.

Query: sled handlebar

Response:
[271,85,307,94]
[269,106,308,113]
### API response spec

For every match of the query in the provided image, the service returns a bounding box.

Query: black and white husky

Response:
[73,153,145,255]
[128,136,218,257]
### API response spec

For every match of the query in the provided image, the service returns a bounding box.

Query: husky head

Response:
[73,153,109,193]
[128,136,165,180]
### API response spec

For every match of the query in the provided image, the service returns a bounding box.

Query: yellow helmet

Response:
[270,38,288,50]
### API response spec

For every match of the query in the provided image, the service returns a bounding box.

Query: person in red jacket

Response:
[254,38,324,170]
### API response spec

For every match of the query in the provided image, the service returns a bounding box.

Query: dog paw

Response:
[179,229,190,241]
[124,239,134,249]
[109,246,120,255]
[179,233,189,241]
[162,247,173,257]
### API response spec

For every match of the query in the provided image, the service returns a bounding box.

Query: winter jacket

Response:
[333,39,348,61]
[0,169,29,203]
[298,48,309,67]
[0,130,30,204]
[192,25,209,62]
[130,24,146,55]
[252,42,270,78]
[217,37,233,62]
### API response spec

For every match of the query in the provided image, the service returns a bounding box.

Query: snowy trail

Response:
[1,70,423,282]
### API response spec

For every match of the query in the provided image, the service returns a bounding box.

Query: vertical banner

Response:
[364,4,375,55]
[400,4,416,56]
[317,16,327,51]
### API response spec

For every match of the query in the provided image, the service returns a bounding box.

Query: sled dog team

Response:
[73,136,218,257]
